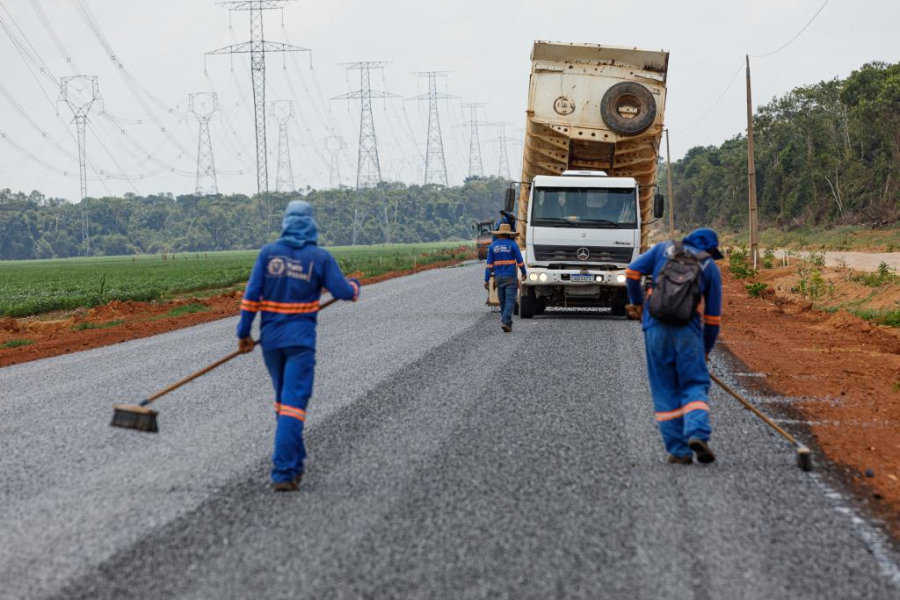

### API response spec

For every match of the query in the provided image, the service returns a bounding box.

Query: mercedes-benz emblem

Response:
[576,247,590,261]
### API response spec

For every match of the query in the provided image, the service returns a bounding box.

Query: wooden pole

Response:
[665,129,675,237]
[745,54,760,268]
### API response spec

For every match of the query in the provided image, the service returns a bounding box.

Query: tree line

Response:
[0,178,509,260]
[664,61,900,233]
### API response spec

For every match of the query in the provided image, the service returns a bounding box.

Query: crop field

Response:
[0,242,472,318]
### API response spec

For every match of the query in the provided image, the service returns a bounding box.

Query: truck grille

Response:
[533,245,633,263]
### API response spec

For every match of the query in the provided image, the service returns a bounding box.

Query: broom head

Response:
[111,404,159,433]
[796,446,813,472]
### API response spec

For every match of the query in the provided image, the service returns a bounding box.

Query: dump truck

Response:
[510,41,669,318]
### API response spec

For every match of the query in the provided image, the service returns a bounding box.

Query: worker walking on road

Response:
[624,228,723,465]
[484,223,526,333]
[237,200,360,492]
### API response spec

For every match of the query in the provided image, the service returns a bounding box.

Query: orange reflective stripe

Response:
[683,401,710,414]
[517,262,524,267]
[241,299,261,312]
[703,315,722,325]
[625,269,642,281]
[241,299,261,307]
[259,300,320,314]
[493,259,517,266]
[279,410,306,423]
[273,402,281,412]
[260,300,319,309]
[655,408,684,422]
[240,304,259,312]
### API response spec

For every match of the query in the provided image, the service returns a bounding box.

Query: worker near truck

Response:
[492,210,517,240]
[484,223,527,333]
[624,228,723,465]
[237,200,360,492]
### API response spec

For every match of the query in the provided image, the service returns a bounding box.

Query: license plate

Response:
[570,274,595,282]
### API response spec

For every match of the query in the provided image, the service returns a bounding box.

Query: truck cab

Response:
[519,170,662,318]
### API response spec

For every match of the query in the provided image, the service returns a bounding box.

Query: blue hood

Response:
[683,228,723,260]
[278,200,318,248]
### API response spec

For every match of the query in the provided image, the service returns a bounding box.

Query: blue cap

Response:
[683,228,723,260]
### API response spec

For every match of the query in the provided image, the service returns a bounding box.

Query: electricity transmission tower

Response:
[271,100,295,192]
[332,62,398,244]
[461,102,486,179]
[324,135,346,188]
[190,92,219,195]
[207,0,309,227]
[60,75,99,255]
[489,122,514,180]
[409,71,453,186]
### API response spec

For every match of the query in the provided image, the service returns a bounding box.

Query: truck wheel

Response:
[535,299,547,315]
[520,289,536,319]
[600,82,656,136]
[611,303,627,317]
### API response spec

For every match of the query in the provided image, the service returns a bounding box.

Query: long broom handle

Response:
[139,297,339,407]
[710,372,801,447]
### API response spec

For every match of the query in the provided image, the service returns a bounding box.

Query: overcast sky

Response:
[1,0,897,201]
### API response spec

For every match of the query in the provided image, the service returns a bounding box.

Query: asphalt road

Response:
[1,263,899,599]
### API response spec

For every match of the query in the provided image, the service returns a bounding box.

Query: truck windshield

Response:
[532,187,637,228]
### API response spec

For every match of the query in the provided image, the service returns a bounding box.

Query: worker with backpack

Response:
[624,228,723,465]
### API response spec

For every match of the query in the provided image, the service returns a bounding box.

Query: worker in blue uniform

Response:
[624,228,723,465]
[237,200,360,491]
[492,210,516,241]
[484,223,527,333]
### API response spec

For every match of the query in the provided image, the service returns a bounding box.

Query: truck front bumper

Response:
[522,267,629,287]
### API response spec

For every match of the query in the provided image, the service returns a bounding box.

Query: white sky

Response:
[0,0,897,201]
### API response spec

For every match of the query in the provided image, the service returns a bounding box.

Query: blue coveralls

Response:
[237,231,359,484]
[485,237,526,326]
[626,231,723,458]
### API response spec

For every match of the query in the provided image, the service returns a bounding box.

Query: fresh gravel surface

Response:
[1,262,899,599]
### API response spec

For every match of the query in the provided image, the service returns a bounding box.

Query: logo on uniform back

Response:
[577,248,590,260]
[268,257,286,276]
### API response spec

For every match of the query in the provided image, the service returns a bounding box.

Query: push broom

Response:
[110,297,338,433]
[710,372,813,471]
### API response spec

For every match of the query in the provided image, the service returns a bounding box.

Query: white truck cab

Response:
[519,171,659,318]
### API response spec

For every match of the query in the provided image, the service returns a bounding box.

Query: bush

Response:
[745,282,768,298]
[851,262,898,288]
[728,247,757,279]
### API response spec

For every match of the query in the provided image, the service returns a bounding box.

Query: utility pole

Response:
[461,102,486,179]
[745,55,760,268]
[333,61,398,244]
[190,92,219,196]
[207,0,310,230]
[271,100,295,192]
[409,71,452,186]
[324,135,345,188]
[60,75,99,256]
[665,128,675,236]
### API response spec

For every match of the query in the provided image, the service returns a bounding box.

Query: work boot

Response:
[502,322,512,333]
[667,454,693,465]
[688,438,716,464]
[272,480,298,492]
[293,472,304,487]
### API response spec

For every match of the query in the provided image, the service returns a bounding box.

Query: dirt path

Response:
[778,250,900,271]
[720,266,900,534]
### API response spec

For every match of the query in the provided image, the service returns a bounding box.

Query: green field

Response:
[0,242,472,318]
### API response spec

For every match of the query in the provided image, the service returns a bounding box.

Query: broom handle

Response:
[710,372,801,447]
[140,297,339,406]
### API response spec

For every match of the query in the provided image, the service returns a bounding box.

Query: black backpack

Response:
[648,241,709,326]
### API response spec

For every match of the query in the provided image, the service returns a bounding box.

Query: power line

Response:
[671,60,744,133]
[751,0,831,58]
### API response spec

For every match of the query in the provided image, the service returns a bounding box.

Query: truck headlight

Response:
[529,272,538,281]
[616,274,627,283]
[539,273,548,282]
[595,275,603,282]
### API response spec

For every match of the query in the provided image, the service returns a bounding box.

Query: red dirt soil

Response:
[720,266,900,532]
[0,256,469,368]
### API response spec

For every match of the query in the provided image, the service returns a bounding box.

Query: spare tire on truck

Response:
[600,82,656,136]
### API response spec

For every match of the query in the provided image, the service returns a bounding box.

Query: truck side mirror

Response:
[653,193,665,219]
[504,187,516,214]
